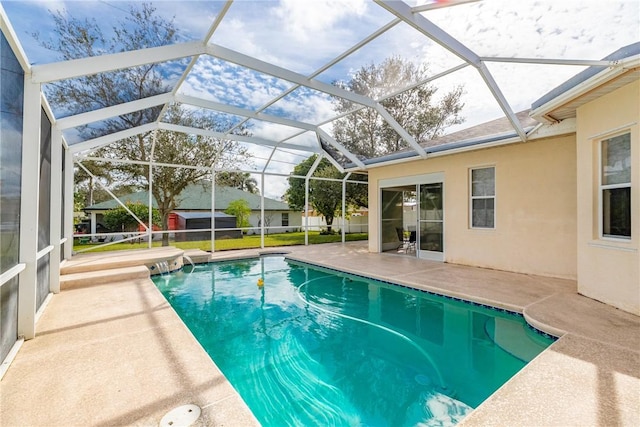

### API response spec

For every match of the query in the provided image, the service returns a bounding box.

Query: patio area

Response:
[1,242,638,426]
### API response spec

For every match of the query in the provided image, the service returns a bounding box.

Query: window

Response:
[470,167,495,228]
[601,133,631,239]
[281,213,289,227]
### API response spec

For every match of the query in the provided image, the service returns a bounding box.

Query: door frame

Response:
[378,172,445,261]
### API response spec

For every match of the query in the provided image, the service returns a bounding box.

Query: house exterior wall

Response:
[247,210,302,234]
[576,80,639,315]
[368,134,577,279]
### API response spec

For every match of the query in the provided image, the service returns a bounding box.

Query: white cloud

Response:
[209,0,389,75]
[414,0,640,130]
[272,0,368,42]
[265,88,335,124]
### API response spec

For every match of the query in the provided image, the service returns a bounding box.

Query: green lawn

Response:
[73,231,368,253]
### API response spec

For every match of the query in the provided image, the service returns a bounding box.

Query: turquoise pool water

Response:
[154,256,554,426]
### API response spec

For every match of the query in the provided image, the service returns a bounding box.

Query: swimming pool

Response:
[154,256,554,426]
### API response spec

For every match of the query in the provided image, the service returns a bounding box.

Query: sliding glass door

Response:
[379,173,444,261]
[380,189,404,252]
[418,182,444,261]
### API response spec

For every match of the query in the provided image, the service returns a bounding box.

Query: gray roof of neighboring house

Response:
[85,183,290,211]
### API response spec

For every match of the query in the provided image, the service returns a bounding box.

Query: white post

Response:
[304,177,309,246]
[342,173,351,244]
[63,147,74,259]
[211,168,216,253]
[18,79,41,340]
[90,212,97,237]
[49,129,62,294]
[304,155,323,246]
[148,132,155,248]
[260,173,265,249]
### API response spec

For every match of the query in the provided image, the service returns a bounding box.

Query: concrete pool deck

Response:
[1,242,638,426]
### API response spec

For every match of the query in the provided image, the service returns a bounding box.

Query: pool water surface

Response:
[154,256,554,426]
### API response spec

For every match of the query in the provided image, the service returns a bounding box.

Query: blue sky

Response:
[2,0,639,197]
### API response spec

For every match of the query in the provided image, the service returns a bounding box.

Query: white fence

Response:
[303,215,368,233]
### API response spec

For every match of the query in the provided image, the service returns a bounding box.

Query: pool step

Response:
[61,247,184,275]
[60,266,150,290]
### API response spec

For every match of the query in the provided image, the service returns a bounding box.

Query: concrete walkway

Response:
[1,242,638,426]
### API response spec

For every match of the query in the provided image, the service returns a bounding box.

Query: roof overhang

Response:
[531,43,640,124]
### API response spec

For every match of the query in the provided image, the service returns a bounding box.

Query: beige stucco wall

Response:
[368,134,577,279]
[576,79,640,315]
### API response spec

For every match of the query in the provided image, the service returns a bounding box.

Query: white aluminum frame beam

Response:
[374,0,527,142]
[56,93,173,130]
[156,2,233,123]
[31,41,206,83]
[69,122,158,154]
[76,161,149,231]
[175,94,317,131]
[0,5,31,72]
[225,16,401,136]
[316,128,365,169]
[207,44,425,157]
[374,105,427,157]
[304,155,324,246]
[49,129,63,294]
[341,172,351,243]
[479,57,613,67]
[208,42,424,156]
[207,44,378,109]
[411,0,480,13]
[204,1,234,43]
[17,79,41,340]
[63,146,74,259]
[312,63,469,130]
[477,62,527,141]
[158,122,322,154]
[79,155,211,171]
[376,1,479,65]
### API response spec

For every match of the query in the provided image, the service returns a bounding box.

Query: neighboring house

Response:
[302,206,369,233]
[361,43,639,316]
[84,183,301,235]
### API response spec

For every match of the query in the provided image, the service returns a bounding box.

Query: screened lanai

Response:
[1,0,638,371]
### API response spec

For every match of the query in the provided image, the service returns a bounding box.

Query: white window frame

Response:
[470,166,496,229]
[281,212,289,227]
[599,132,631,240]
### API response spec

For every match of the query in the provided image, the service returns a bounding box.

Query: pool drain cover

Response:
[160,404,201,427]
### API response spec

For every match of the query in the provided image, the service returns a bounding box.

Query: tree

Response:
[216,172,259,194]
[332,56,464,158]
[225,199,251,232]
[309,166,343,233]
[74,160,109,207]
[103,202,161,233]
[284,155,367,233]
[100,105,251,245]
[36,3,252,246]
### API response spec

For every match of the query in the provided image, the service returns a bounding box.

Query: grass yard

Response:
[73,231,368,253]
